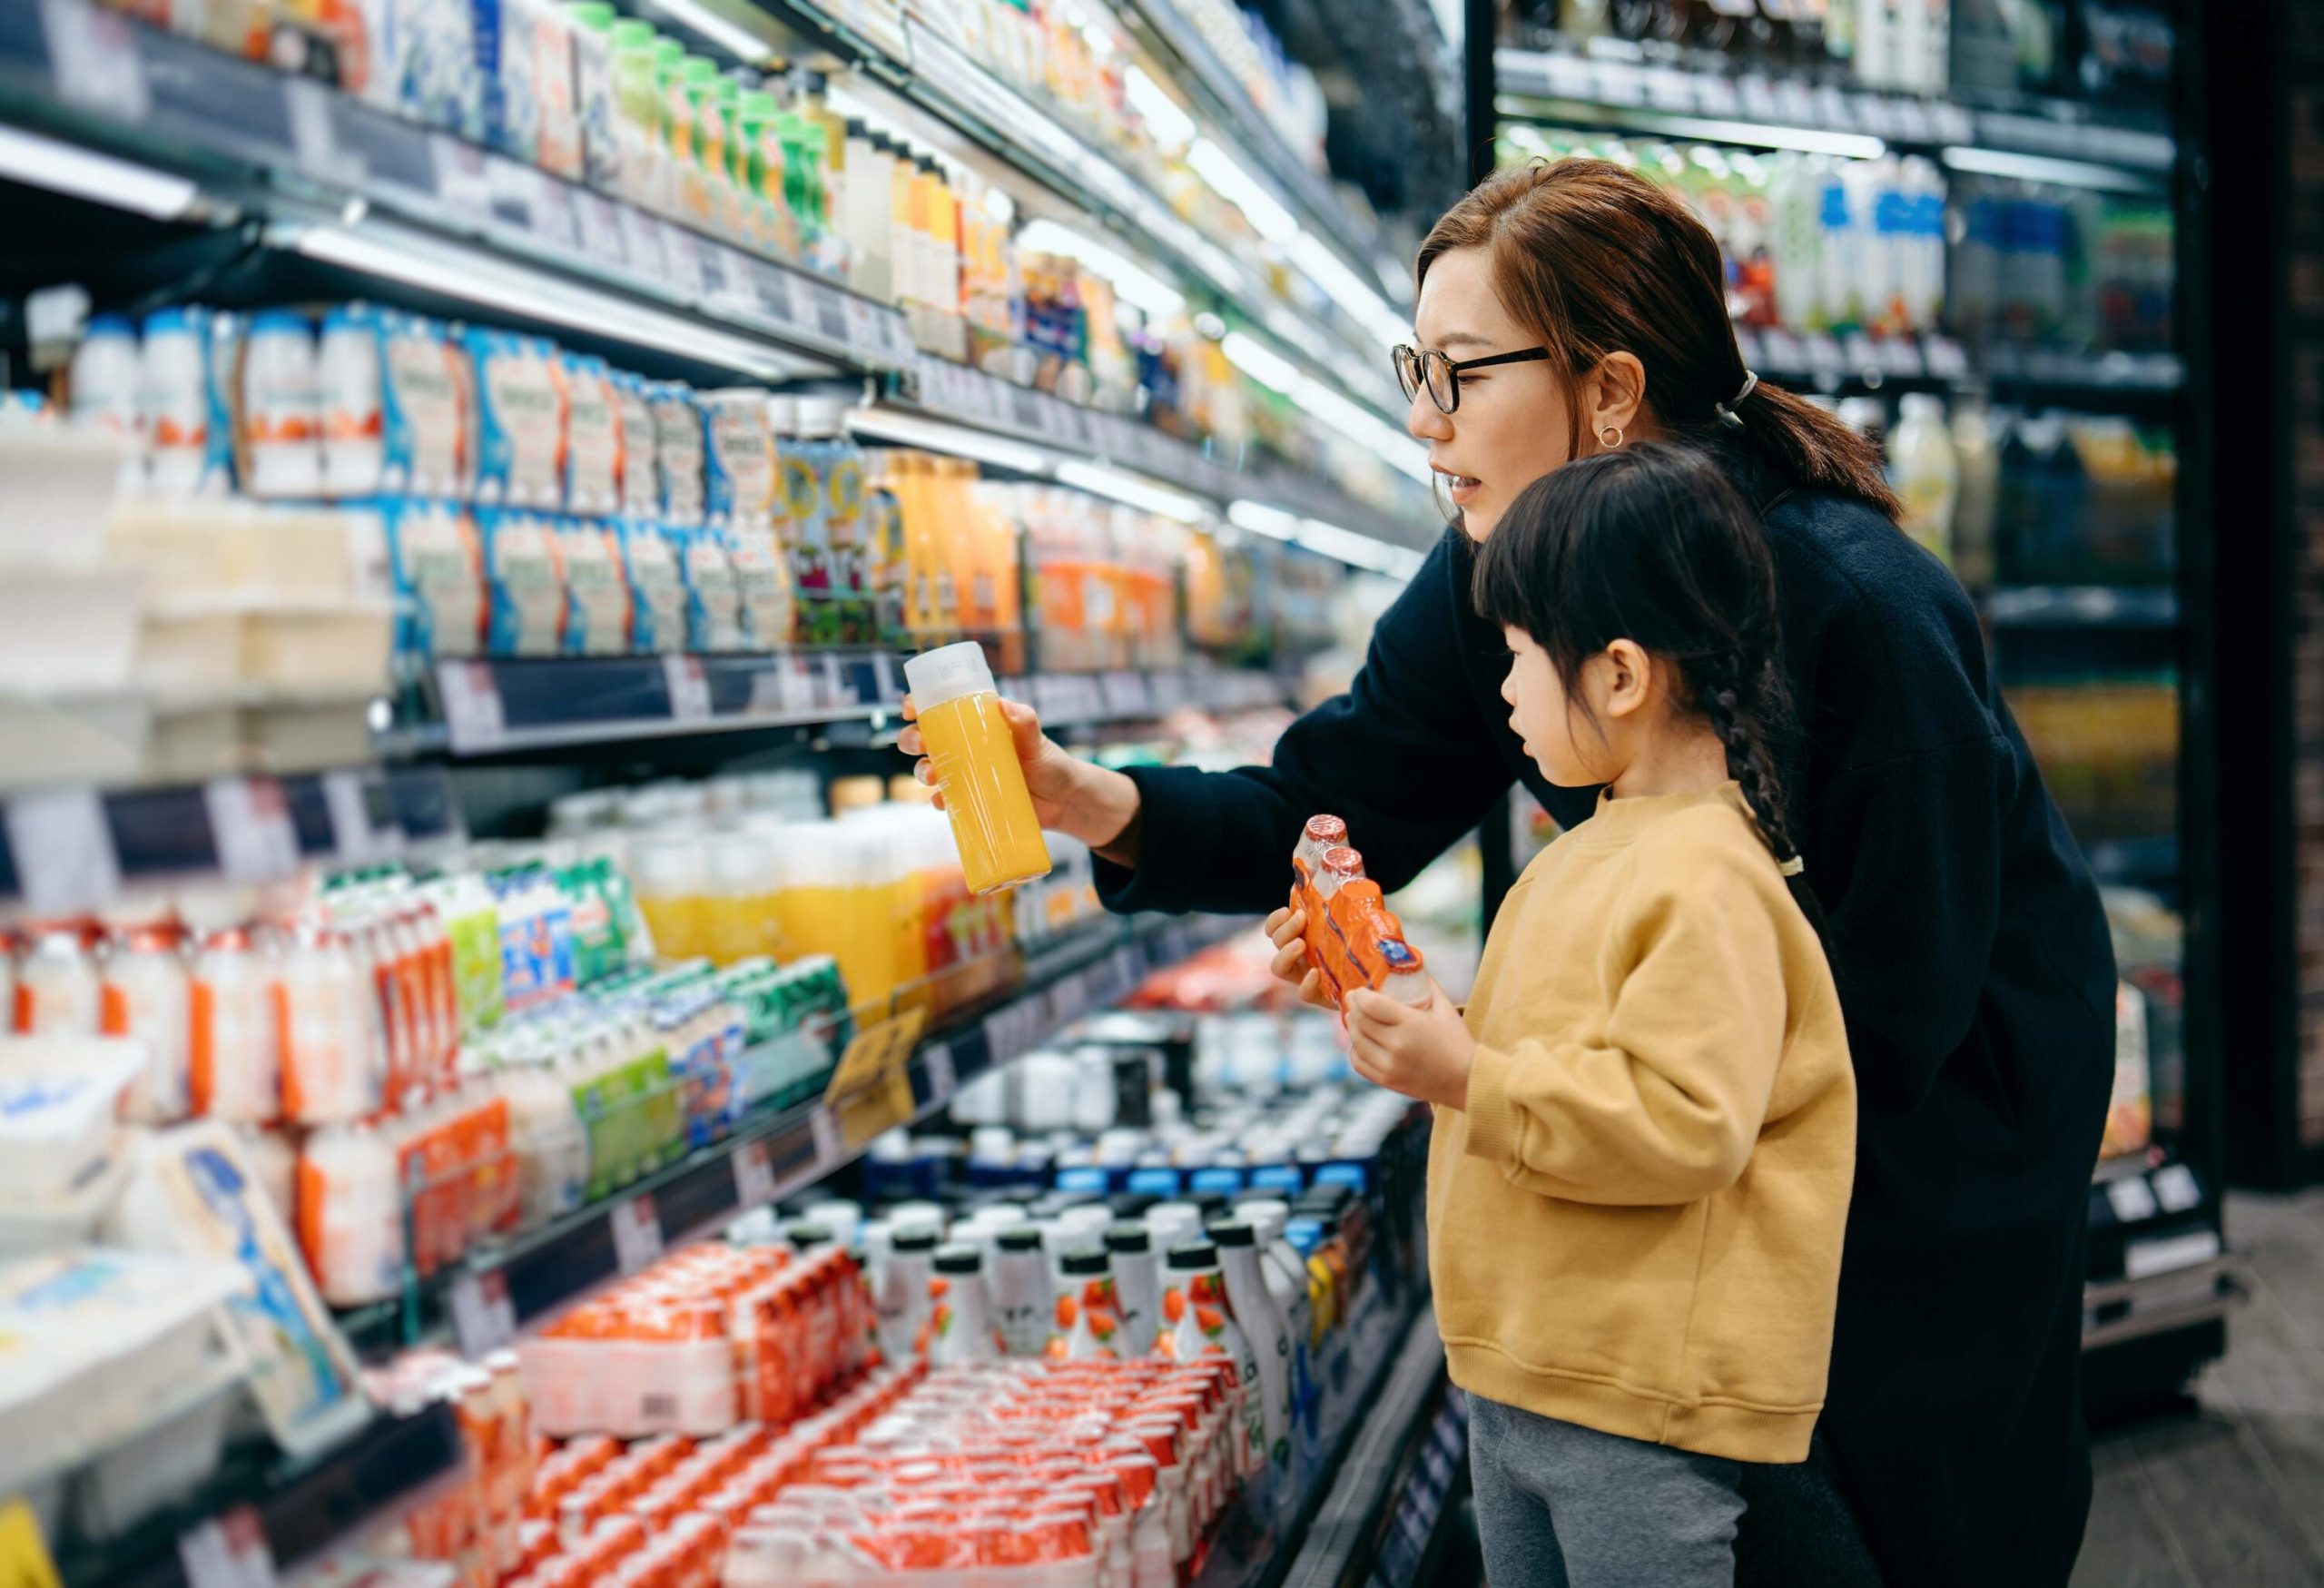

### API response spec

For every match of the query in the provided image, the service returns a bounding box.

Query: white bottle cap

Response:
[902,641,997,712]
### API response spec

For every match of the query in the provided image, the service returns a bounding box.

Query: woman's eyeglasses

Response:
[1392,344,1551,414]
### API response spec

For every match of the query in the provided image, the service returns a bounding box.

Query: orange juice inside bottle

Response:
[905,642,1051,896]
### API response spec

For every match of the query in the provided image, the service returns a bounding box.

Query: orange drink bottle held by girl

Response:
[904,641,1051,896]
[1289,819,1429,1008]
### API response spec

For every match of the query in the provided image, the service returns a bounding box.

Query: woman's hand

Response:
[900,694,1143,859]
[1264,907,1334,1010]
[1344,979,1473,1110]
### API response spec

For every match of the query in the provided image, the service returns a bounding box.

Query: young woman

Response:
[902,158,2116,1588]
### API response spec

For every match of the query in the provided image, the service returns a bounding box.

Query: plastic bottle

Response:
[1157,1239,1259,1482]
[1213,1219,1292,1484]
[1106,1220,1164,1361]
[1046,1245,1123,1361]
[278,917,384,1126]
[296,1121,404,1307]
[15,923,98,1036]
[1236,1198,1316,1495]
[987,1225,1053,1356]
[875,1225,938,1360]
[925,1241,1002,1364]
[903,641,1052,895]
[1890,392,1960,566]
[140,307,212,497]
[70,312,143,492]
[191,926,281,1122]
[1951,395,2001,588]
[101,924,192,1122]
[241,310,322,497]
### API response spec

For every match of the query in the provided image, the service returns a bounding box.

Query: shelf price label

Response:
[663,655,713,722]
[814,288,852,344]
[734,1137,779,1208]
[205,777,300,885]
[921,1041,957,1105]
[5,786,118,916]
[438,659,507,752]
[448,1267,518,1358]
[322,769,405,865]
[177,1505,276,1588]
[660,224,707,301]
[982,995,1050,1070]
[610,1192,663,1275]
[43,0,150,122]
[823,1007,927,1150]
[808,1108,842,1169]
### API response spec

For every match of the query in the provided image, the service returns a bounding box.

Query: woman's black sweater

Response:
[1093,444,2117,1588]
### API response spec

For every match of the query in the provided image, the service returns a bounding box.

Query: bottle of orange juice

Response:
[904,641,1051,896]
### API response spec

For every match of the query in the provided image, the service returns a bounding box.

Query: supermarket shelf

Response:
[1112,0,1389,288]
[1981,587,2181,629]
[763,0,1404,413]
[1494,45,2177,175]
[1734,327,2185,400]
[1274,1302,1454,1588]
[0,764,459,916]
[0,1,1410,520]
[858,391,1431,556]
[54,1398,461,1588]
[2083,1256,2246,1352]
[339,909,1255,1358]
[396,651,1301,761]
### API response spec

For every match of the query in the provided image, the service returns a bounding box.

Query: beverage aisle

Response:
[0,0,2240,1584]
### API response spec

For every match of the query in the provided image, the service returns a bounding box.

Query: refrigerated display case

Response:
[1478,0,2235,1409]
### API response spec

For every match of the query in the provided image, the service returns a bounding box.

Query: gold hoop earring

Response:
[1598,424,1625,449]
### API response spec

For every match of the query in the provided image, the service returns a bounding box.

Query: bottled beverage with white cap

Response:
[903,640,1052,895]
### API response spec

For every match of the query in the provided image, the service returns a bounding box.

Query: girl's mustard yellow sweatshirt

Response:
[1428,782,1856,1465]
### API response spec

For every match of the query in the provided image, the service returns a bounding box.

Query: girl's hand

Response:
[1344,980,1473,1110]
[899,694,1141,854]
[1263,907,1334,1010]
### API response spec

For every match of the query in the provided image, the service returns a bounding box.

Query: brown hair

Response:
[1416,158,1901,521]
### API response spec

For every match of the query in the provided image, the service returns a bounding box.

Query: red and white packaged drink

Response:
[101,922,192,1123]
[1288,824,1432,1011]
[191,924,282,1122]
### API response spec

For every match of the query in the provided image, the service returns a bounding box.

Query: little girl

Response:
[1344,443,1856,1588]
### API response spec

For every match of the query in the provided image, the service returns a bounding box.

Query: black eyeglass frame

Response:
[1391,344,1553,414]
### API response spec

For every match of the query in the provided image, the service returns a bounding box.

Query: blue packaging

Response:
[1313,1162,1368,1197]
[675,526,745,653]
[619,520,687,654]
[1248,1164,1305,1198]
[476,506,566,656]
[466,328,565,508]
[1055,1167,1111,1197]
[379,497,486,665]
[1190,1167,1246,1198]
[1127,1167,1182,1199]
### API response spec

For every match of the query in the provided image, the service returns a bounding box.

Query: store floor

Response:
[2073,1189,2324,1587]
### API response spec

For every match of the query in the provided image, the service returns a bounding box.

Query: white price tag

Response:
[609,1192,663,1274]
[615,203,663,275]
[2151,1163,2202,1214]
[753,263,800,326]
[663,655,712,721]
[576,192,626,266]
[808,1107,842,1167]
[430,135,495,222]
[2104,1175,2160,1226]
[438,660,507,751]
[921,1041,957,1104]
[178,1505,276,1588]
[285,77,362,185]
[204,777,300,884]
[5,786,118,916]
[843,296,881,357]
[820,653,854,706]
[447,1267,517,1358]
[872,651,902,705]
[530,178,580,251]
[734,1138,779,1208]
[2124,1228,2221,1281]
[983,997,1049,1067]
[661,224,707,300]
[814,288,851,343]
[321,769,403,865]
[43,0,149,122]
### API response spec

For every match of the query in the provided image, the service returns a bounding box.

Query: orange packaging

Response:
[1289,818,1430,1010]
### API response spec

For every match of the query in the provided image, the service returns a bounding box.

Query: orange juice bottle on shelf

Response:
[905,641,1051,896]
[891,449,942,639]
[632,834,712,962]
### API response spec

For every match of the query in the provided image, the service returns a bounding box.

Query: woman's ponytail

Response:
[1712,377,1901,524]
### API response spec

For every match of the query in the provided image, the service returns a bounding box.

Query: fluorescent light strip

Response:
[1939,145,2162,195]
[643,0,774,61]
[1497,99,1886,161]
[1124,66,1198,150]
[1289,232,1413,350]
[1188,138,1300,244]
[1228,499,1423,577]
[1221,331,1430,485]
[845,406,1052,473]
[1015,219,1187,317]
[1054,461,1206,524]
[0,124,199,219]
[281,222,828,380]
